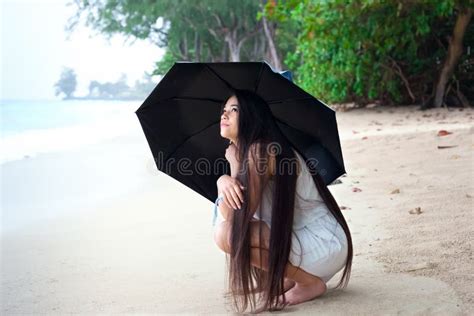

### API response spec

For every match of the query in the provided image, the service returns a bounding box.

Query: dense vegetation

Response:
[67,0,472,108]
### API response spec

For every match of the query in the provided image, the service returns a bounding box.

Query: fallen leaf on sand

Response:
[362,136,368,140]
[390,188,400,194]
[437,130,453,136]
[352,187,362,192]
[408,207,422,215]
[437,145,458,149]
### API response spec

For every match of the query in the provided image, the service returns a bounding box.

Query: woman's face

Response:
[220,95,239,143]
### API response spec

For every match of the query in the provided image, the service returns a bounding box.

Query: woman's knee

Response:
[249,220,271,250]
[213,220,232,253]
[214,220,271,253]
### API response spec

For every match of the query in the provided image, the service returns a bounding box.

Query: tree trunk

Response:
[262,16,281,70]
[194,32,201,61]
[226,29,241,62]
[433,7,472,108]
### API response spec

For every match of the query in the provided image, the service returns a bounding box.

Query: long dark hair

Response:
[219,89,353,313]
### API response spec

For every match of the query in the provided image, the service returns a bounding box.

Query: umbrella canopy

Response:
[135,61,346,203]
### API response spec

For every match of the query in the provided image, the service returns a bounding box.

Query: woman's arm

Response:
[217,143,245,220]
[216,173,244,221]
[217,142,274,220]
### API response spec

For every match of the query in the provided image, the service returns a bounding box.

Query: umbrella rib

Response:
[170,96,224,103]
[273,116,344,174]
[164,120,220,161]
[253,62,265,93]
[140,114,218,202]
[203,64,235,90]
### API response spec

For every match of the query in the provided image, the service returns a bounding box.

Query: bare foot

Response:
[277,280,327,306]
[250,279,296,313]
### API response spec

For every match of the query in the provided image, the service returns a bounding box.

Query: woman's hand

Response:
[217,175,246,209]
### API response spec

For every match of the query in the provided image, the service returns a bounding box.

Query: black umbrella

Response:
[135,61,346,205]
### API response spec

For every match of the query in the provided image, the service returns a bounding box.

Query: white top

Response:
[252,149,330,230]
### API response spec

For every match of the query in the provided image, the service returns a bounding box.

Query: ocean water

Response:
[1,98,166,233]
[0,99,142,164]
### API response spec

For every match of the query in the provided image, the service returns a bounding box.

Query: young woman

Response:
[212,89,353,313]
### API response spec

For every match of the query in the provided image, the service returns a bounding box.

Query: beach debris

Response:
[405,262,437,272]
[331,179,343,185]
[466,194,472,198]
[437,129,453,136]
[340,205,351,210]
[449,154,461,159]
[408,207,422,215]
[437,145,458,149]
[422,114,432,117]
[352,130,359,134]
[390,188,400,194]
[409,172,417,176]
[374,168,378,172]
[352,187,362,192]
[362,136,368,140]
[376,128,382,131]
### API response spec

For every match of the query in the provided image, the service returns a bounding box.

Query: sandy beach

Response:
[1,105,473,314]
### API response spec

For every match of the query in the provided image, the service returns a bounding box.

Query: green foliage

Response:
[267,0,471,105]
[67,0,472,105]
[87,73,155,99]
[68,0,265,75]
[54,67,77,99]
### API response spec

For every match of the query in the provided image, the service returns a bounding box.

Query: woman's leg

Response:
[214,220,327,306]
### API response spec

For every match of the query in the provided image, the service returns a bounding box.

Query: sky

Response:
[1,0,165,100]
